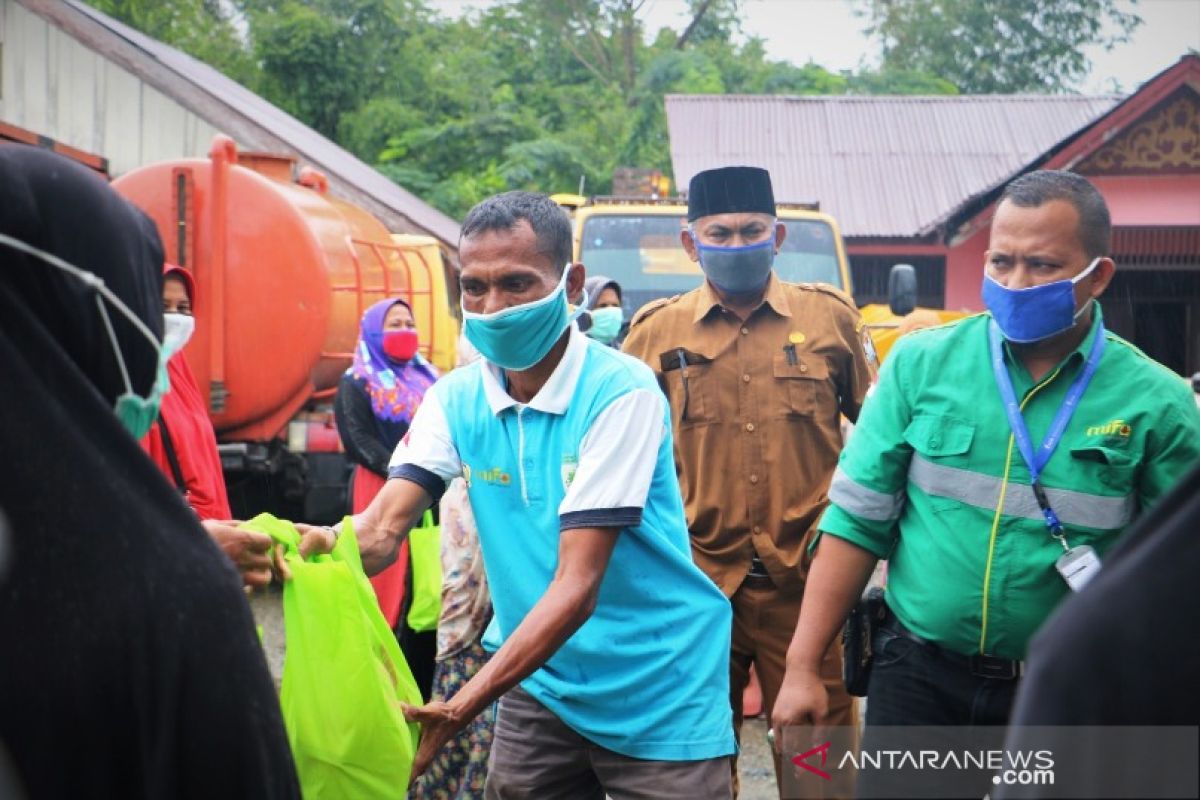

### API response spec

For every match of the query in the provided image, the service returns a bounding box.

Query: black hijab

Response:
[997,462,1200,799]
[0,145,299,798]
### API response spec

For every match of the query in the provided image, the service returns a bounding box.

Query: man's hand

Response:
[201,520,272,588]
[772,536,879,752]
[769,669,830,753]
[404,525,619,776]
[402,700,464,784]
[294,523,338,560]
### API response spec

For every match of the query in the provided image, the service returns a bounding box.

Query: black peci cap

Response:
[686,166,776,222]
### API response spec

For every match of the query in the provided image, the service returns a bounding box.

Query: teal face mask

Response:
[98,294,172,439]
[461,266,587,371]
[587,306,624,344]
[0,232,170,440]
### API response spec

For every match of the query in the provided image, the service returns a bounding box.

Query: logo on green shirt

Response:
[1085,419,1132,437]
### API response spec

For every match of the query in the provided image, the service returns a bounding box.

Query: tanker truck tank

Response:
[113,135,458,522]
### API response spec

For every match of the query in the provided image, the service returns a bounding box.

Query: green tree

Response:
[86,0,255,84]
[85,0,967,220]
[859,0,1142,93]
[238,0,433,139]
[847,68,958,95]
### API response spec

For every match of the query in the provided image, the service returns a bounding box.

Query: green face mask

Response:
[0,232,170,440]
[97,293,171,440]
[587,306,624,344]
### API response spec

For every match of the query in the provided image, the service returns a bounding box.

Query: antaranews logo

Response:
[787,725,1198,799]
[791,741,833,781]
[781,726,1058,799]
[839,748,1054,784]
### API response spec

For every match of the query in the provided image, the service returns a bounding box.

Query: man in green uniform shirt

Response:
[771,171,1200,793]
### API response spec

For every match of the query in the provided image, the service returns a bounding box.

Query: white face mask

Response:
[162,312,195,356]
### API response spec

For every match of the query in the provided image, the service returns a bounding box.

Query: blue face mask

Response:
[981,257,1101,344]
[0,232,170,440]
[587,306,623,345]
[690,224,778,295]
[461,266,587,371]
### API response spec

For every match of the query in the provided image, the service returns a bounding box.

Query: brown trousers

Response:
[730,580,856,798]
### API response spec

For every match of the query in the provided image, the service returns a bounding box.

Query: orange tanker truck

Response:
[114,135,460,523]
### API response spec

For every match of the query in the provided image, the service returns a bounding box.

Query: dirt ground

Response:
[738,716,780,799]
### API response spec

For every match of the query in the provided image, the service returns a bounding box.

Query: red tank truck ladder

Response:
[322,235,437,392]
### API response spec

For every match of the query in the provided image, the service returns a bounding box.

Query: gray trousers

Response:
[485,686,733,800]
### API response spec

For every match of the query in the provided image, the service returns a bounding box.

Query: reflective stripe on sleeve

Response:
[828,467,906,521]
[908,454,1134,530]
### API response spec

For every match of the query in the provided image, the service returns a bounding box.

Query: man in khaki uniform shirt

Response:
[623,166,873,792]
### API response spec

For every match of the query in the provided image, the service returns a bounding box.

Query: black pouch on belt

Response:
[841,586,887,697]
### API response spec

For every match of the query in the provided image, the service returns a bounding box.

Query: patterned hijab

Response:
[349,297,439,423]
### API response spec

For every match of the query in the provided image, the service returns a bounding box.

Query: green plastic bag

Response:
[243,513,422,798]
[406,510,443,633]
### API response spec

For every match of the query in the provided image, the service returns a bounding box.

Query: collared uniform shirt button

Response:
[742,373,751,383]
[746,423,755,432]
[749,474,759,484]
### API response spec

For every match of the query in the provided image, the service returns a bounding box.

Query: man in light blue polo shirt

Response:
[337,191,735,798]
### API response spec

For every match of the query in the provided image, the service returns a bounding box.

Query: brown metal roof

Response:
[665,93,1122,239]
[25,0,460,252]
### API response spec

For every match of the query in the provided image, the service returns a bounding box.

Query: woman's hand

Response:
[200,520,272,588]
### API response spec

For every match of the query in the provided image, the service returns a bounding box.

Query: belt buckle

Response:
[969,654,1023,680]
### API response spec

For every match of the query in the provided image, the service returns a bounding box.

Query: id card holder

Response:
[1055,545,1102,592]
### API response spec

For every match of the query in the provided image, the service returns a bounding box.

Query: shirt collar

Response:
[692,272,792,323]
[479,324,589,416]
[998,301,1106,379]
[1073,300,1105,360]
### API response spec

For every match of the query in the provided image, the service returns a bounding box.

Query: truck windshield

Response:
[579,213,843,314]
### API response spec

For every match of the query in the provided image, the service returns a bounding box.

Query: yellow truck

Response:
[553,193,962,360]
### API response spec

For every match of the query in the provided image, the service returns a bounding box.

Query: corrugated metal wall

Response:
[0,0,218,176]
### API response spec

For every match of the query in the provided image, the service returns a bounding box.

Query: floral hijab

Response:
[349,298,438,423]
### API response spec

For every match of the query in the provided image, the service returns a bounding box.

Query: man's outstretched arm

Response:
[403,524,620,779]
[290,476,433,575]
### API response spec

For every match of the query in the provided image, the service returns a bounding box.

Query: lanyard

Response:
[988,319,1106,542]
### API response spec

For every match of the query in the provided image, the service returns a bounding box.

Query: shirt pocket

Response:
[903,414,976,511]
[659,348,718,426]
[772,354,831,417]
[1068,445,1138,495]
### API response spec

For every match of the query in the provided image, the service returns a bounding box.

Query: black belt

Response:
[744,551,773,588]
[742,572,775,589]
[884,610,1024,681]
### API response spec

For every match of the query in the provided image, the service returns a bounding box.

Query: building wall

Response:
[1,0,220,176]
[1101,268,1200,376]
[1088,174,1200,226]
[945,224,989,312]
